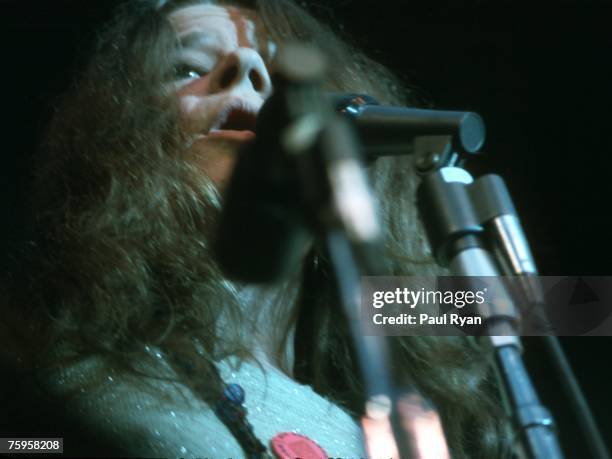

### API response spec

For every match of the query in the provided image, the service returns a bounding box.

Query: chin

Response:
[185,143,238,189]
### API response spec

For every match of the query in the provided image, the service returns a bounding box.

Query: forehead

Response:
[167,4,265,49]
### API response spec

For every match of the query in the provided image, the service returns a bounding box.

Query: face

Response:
[167,4,274,187]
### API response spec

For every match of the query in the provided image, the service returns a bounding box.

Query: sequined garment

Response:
[46,352,366,458]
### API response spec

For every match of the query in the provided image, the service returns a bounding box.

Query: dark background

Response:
[1,0,611,456]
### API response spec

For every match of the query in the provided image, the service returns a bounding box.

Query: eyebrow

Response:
[176,29,273,67]
[179,32,221,50]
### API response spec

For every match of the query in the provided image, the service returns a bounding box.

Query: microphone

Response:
[213,93,311,283]
[214,45,327,284]
[215,85,485,283]
[331,93,486,156]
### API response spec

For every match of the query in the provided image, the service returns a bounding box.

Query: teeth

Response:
[209,99,259,133]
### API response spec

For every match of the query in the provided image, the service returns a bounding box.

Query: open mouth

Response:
[207,105,258,141]
[219,107,258,131]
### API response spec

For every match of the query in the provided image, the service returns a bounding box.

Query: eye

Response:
[173,64,209,80]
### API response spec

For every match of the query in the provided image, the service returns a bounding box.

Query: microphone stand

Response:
[272,45,451,459]
[415,136,565,458]
[334,94,610,459]
[317,118,452,459]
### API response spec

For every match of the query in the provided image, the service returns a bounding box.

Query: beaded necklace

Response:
[168,350,329,459]
[212,367,329,459]
[214,380,268,458]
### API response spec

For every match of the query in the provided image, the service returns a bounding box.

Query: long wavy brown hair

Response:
[1,0,514,457]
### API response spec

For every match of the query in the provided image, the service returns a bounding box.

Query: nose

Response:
[209,48,272,98]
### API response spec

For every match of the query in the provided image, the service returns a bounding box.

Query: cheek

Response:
[179,95,205,132]
[177,75,211,97]
[177,78,213,133]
